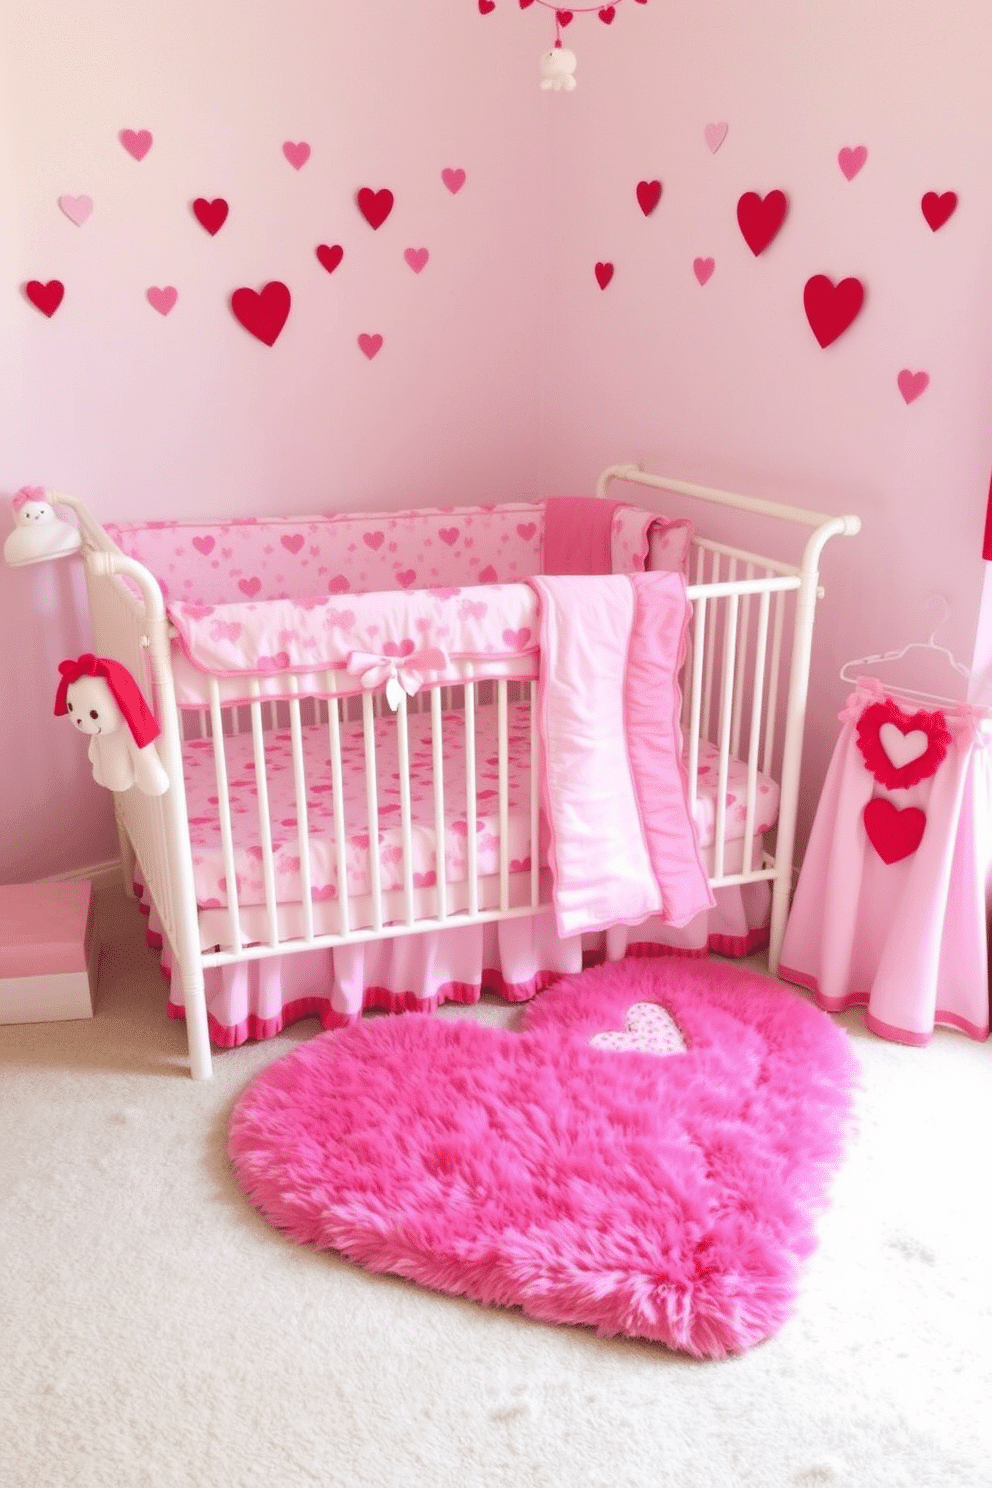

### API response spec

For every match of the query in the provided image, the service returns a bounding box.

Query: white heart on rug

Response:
[878,723,929,770]
[590,1001,686,1056]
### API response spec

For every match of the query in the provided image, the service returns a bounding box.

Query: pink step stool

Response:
[0,880,98,1024]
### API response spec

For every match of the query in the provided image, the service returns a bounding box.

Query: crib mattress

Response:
[182,706,778,914]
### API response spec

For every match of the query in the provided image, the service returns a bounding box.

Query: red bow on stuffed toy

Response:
[54,654,161,748]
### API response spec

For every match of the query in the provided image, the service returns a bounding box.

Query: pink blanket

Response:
[530,572,713,938]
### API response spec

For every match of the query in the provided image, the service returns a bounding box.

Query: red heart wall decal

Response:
[25,280,64,317]
[636,180,662,216]
[803,275,865,348]
[594,261,614,290]
[193,198,228,235]
[315,244,344,274]
[357,187,394,230]
[921,191,957,231]
[863,799,926,864]
[230,281,291,346]
[736,190,788,255]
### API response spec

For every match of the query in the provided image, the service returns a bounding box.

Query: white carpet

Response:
[2,884,991,1488]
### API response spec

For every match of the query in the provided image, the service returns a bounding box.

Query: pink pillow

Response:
[647,516,694,578]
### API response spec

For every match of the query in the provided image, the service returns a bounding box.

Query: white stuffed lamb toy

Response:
[540,46,577,91]
[55,655,169,796]
[4,486,81,566]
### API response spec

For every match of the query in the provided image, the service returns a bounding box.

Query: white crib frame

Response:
[51,465,859,1079]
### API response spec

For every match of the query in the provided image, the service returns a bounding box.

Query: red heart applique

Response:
[230,282,291,346]
[357,187,394,230]
[193,198,228,235]
[557,9,574,24]
[863,799,926,864]
[315,244,344,274]
[855,699,950,789]
[594,261,614,290]
[803,275,865,348]
[25,280,65,317]
[921,191,957,231]
[636,180,662,216]
[736,190,788,255]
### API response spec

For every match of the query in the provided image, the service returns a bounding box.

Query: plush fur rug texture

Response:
[229,957,858,1358]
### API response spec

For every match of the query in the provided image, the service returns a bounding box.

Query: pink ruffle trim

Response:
[778,963,990,1046]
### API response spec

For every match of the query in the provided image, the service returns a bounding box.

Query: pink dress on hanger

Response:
[779,678,992,1045]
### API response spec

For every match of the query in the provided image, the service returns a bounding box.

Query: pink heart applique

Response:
[192,535,215,556]
[704,121,728,153]
[404,248,429,274]
[58,194,93,226]
[441,168,466,194]
[897,369,929,404]
[478,566,497,584]
[147,286,178,316]
[438,527,460,546]
[238,576,262,598]
[363,531,385,551]
[516,522,537,540]
[358,333,383,359]
[282,141,311,170]
[502,628,531,649]
[383,639,416,658]
[413,871,437,889]
[328,575,351,593]
[281,533,305,554]
[590,1002,687,1057]
[693,256,715,285]
[838,145,868,181]
[397,569,416,588]
[119,128,153,161]
[327,609,355,627]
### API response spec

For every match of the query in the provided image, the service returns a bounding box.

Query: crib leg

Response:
[180,961,213,1080]
[116,813,137,899]
[767,870,791,976]
[605,925,627,963]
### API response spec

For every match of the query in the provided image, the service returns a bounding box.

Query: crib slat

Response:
[731,563,753,758]
[362,691,383,933]
[529,681,540,908]
[248,680,280,948]
[701,548,720,741]
[396,693,416,927]
[325,686,350,937]
[714,594,739,879]
[762,586,787,777]
[464,668,479,917]
[208,681,243,956]
[742,590,771,873]
[287,677,315,943]
[430,687,448,922]
[498,680,510,912]
[687,595,706,819]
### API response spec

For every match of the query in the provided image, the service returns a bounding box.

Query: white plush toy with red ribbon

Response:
[4,486,81,566]
[55,654,170,796]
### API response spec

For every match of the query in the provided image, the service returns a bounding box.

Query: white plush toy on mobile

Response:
[4,486,81,566]
[540,46,577,91]
[55,654,170,796]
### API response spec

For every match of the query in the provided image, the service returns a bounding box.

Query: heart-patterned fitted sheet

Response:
[182,707,778,911]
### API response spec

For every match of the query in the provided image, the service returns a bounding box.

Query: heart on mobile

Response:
[119,128,153,160]
[146,286,178,316]
[315,244,344,274]
[736,190,788,255]
[58,194,93,226]
[282,141,311,170]
[230,958,857,1358]
[636,180,662,216]
[693,256,715,285]
[25,280,64,317]
[921,191,957,231]
[230,281,291,346]
[863,798,926,864]
[441,168,466,194]
[404,247,429,273]
[358,333,383,359]
[803,274,865,348]
[193,198,228,235]
[837,145,868,180]
[598,6,616,21]
[897,369,929,404]
[594,261,614,290]
[557,9,573,24]
[357,187,394,230]
[704,121,728,153]
[478,0,495,12]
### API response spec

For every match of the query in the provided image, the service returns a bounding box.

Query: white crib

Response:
[52,464,859,1078]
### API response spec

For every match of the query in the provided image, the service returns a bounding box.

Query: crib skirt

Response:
[136,873,770,1048]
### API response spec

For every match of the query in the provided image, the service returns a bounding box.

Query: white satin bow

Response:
[346,647,448,711]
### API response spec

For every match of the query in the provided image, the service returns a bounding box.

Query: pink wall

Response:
[3,0,992,880]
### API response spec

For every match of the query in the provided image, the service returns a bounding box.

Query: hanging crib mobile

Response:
[476,0,648,89]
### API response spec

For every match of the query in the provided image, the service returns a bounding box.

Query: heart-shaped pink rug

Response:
[229,959,857,1358]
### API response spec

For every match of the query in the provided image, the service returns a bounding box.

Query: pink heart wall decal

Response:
[357,187,394,230]
[594,261,614,290]
[282,141,311,170]
[441,168,466,194]
[147,286,178,316]
[230,959,857,1358]
[119,128,153,161]
[838,145,868,180]
[404,247,429,273]
[58,194,93,226]
[230,282,291,346]
[358,333,383,359]
[704,121,728,153]
[25,280,64,317]
[693,256,715,285]
[803,275,865,348]
[897,369,929,404]
[316,244,344,274]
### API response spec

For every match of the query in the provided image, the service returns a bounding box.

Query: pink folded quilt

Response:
[529,572,714,938]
